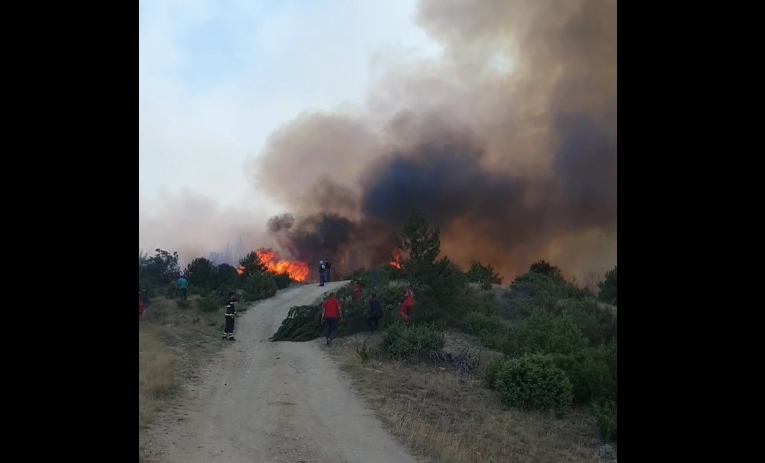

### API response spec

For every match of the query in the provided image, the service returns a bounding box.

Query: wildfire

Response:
[390,252,402,270]
[237,249,308,282]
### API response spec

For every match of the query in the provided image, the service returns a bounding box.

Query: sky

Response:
[139,0,442,227]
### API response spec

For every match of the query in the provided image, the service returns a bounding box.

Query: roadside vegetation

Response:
[271,208,617,463]
[138,248,296,462]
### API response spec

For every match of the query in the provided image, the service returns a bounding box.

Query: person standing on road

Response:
[399,288,414,324]
[178,275,188,300]
[325,259,332,282]
[368,292,383,333]
[321,292,342,346]
[222,291,238,341]
[318,260,326,287]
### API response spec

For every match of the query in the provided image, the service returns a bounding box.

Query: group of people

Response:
[319,283,415,346]
[140,270,416,346]
[318,259,332,286]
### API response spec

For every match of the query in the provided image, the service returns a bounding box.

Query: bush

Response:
[242,272,277,300]
[196,297,219,313]
[493,353,573,413]
[464,312,506,348]
[502,309,588,357]
[552,348,613,405]
[272,272,292,290]
[165,281,178,299]
[484,356,506,389]
[558,297,616,346]
[598,265,617,304]
[383,322,445,360]
[592,400,617,442]
[464,312,504,336]
[466,261,503,289]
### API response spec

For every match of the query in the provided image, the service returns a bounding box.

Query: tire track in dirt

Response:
[148,281,420,463]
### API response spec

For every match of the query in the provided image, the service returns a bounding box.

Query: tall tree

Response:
[395,207,441,285]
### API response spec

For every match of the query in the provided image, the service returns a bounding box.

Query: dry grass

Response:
[138,294,232,462]
[139,330,178,429]
[329,334,610,463]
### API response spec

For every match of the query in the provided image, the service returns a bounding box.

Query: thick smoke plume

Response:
[251,0,617,280]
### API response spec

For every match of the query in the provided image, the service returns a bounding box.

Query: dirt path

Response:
[150,281,420,463]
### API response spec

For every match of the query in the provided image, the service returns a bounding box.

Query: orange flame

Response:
[390,251,402,270]
[258,249,309,282]
[235,249,308,282]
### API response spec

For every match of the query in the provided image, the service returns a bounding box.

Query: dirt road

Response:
[151,281,420,463]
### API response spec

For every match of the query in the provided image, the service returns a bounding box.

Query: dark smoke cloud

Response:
[250,0,617,280]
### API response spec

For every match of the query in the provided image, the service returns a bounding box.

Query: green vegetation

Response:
[139,247,297,307]
[270,207,618,443]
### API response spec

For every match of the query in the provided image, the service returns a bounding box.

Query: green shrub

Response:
[502,309,588,357]
[383,322,445,360]
[242,272,277,300]
[592,400,617,442]
[552,348,613,405]
[466,261,503,289]
[196,297,219,313]
[176,299,191,309]
[272,272,292,290]
[464,312,506,348]
[493,353,573,413]
[597,266,617,304]
[558,297,616,346]
[464,312,504,337]
[484,356,506,389]
[165,281,178,299]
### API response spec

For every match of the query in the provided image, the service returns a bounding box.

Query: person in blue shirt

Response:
[178,276,188,300]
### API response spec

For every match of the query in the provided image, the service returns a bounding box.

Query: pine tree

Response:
[394,208,441,285]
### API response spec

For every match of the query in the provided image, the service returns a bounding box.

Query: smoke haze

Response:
[249,0,617,279]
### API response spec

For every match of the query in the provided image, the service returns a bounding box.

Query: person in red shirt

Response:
[399,288,414,323]
[351,281,362,301]
[321,292,342,346]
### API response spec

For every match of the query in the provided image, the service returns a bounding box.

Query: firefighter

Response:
[222,291,237,341]
[399,288,414,323]
[325,259,332,282]
[318,260,326,287]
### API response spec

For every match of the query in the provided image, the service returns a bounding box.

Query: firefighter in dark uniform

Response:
[223,291,238,341]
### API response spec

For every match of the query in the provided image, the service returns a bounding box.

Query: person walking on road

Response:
[318,260,327,287]
[222,291,238,341]
[321,292,342,346]
[178,275,188,300]
[368,292,383,333]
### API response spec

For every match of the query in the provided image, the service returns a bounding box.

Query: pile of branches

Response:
[439,346,483,375]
